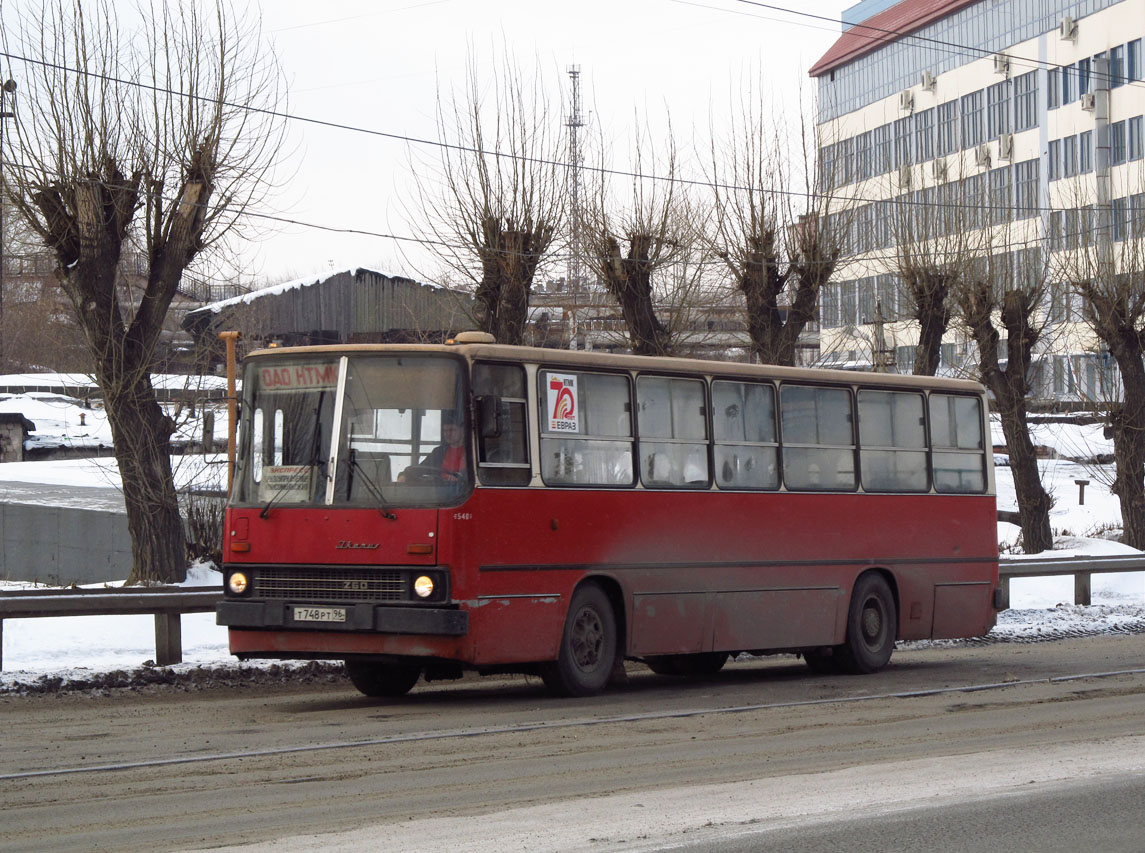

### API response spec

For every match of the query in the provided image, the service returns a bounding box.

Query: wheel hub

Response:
[571,607,604,669]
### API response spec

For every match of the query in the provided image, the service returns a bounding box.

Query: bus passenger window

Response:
[780,385,856,491]
[858,390,928,492]
[930,394,986,493]
[712,381,778,490]
[539,371,634,487]
[474,363,531,486]
[637,376,709,488]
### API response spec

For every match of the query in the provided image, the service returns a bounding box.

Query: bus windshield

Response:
[235,354,470,509]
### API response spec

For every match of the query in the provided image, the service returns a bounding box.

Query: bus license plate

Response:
[293,606,346,623]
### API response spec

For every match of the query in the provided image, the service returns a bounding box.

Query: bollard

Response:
[1074,479,1090,505]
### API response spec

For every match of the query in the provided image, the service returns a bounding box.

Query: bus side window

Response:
[858,390,928,492]
[637,375,710,489]
[712,380,779,490]
[780,384,857,491]
[474,363,531,486]
[930,393,986,493]
[539,370,634,487]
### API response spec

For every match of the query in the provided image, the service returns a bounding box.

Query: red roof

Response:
[809,0,981,78]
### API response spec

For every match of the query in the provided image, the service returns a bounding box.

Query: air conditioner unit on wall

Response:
[974,144,991,167]
[899,90,914,112]
[1060,16,1078,41]
[921,71,937,91]
[993,53,1010,76]
[932,158,948,182]
[898,165,913,189]
[1081,92,1096,111]
[998,133,1014,160]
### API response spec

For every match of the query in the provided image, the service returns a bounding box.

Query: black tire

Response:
[803,650,841,674]
[836,573,897,674]
[345,660,421,697]
[541,583,617,697]
[646,652,728,677]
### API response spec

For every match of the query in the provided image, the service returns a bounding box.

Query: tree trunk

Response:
[600,234,672,356]
[105,375,187,584]
[735,232,835,367]
[962,286,1053,554]
[474,219,550,345]
[735,237,790,365]
[998,408,1054,553]
[906,269,951,376]
[1109,359,1145,549]
[1080,286,1145,549]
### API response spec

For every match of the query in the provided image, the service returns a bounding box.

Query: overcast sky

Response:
[2,0,850,287]
[243,0,851,285]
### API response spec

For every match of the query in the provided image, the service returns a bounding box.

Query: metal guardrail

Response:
[0,587,223,672]
[998,554,1145,609]
[2,555,1143,673]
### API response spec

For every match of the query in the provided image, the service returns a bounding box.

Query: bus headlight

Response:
[413,575,435,599]
[227,571,249,595]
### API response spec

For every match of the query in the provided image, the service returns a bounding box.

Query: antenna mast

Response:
[566,65,584,293]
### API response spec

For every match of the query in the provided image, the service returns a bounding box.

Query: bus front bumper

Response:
[217,600,468,636]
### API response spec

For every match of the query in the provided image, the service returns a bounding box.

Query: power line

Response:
[731,0,1145,88]
[2,6,1143,265]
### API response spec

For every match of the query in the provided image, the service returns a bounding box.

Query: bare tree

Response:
[408,52,564,345]
[4,0,285,583]
[709,98,843,366]
[580,119,709,356]
[887,168,986,375]
[955,232,1054,554]
[1053,189,1145,548]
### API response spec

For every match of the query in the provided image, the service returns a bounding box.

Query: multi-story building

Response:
[810,0,1145,405]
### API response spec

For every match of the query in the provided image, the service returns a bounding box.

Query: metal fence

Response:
[998,554,1145,609]
[0,587,221,671]
[1,554,1143,673]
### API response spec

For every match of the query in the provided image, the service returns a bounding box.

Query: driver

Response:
[399,410,467,482]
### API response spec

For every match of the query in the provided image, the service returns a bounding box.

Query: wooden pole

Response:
[219,331,240,492]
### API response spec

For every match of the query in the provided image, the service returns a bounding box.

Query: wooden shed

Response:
[182,268,475,355]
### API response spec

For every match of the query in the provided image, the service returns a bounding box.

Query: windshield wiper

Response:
[346,448,397,521]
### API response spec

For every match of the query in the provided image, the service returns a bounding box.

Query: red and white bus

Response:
[218,333,1000,697]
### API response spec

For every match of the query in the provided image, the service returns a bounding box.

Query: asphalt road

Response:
[2,635,1144,852]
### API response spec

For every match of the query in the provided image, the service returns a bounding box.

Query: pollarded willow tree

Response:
[885,162,1052,553]
[1053,187,1145,549]
[3,0,285,583]
[953,225,1054,555]
[709,91,845,367]
[886,168,980,376]
[407,51,565,345]
[580,118,711,357]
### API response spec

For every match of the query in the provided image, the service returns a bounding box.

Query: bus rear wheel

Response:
[541,583,617,697]
[345,660,421,697]
[836,573,897,674]
[646,652,728,677]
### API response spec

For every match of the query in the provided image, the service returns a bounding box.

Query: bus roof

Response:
[242,342,987,394]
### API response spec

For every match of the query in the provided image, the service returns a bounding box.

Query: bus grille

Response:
[254,568,407,602]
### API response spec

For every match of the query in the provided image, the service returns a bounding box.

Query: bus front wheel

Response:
[837,573,897,674]
[345,660,421,697]
[541,583,617,697]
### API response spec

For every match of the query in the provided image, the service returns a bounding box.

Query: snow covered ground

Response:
[0,388,228,455]
[0,418,1142,691]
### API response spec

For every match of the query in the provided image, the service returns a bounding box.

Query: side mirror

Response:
[477,396,503,438]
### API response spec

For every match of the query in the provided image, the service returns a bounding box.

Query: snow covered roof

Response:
[0,373,229,395]
[188,266,439,317]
